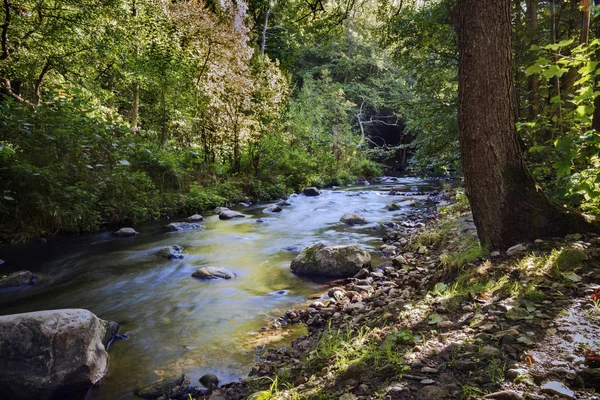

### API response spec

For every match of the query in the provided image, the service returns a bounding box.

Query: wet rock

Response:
[0,270,34,289]
[113,227,138,237]
[483,390,524,400]
[192,267,236,280]
[135,375,185,399]
[386,202,400,211]
[340,212,368,225]
[0,309,119,400]
[187,214,204,222]
[277,200,291,206]
[214,207,229,214]
[219,210,246,220]
[290,243,371,278]
[540,381,575,399]
[264,204,282,213]
[303,187,321,196]
[381,245,397,255]
[163,222,202,232]
[156,245,183,259]
[199,373,219,390]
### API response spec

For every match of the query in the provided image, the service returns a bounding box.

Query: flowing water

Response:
[0,177,442,399]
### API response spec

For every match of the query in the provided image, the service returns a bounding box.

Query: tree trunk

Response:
[454,0,594,250]
[593,19,600,131]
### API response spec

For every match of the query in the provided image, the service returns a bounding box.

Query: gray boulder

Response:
[113,227,138,237]
[0,270,34,289]
[135,375,185,399]
[156,245,183,260]
[214,207,229,214]
[219,210,245,220]
[264,204,283,213]
[303,187,321,196]
[187,214,204,222]
[192,267,236,280]
[340,212,368,225]
[291,243,371,277]
[0,309,118,400]
[163,222,202,232]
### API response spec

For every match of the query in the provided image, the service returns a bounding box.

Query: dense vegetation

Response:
[1,0,599,244]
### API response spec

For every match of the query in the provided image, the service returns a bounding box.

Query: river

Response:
[0,177,442,399]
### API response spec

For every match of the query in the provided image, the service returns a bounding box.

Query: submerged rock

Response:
[0,309,119,400]
[219,210,245,220]
[340,212,368,225]
[0,270,34,289]
[187,214,204,222]
[303,187,321,196]
[156,245,183,260]
[135,375,185,399]
[290,243,371,277]
[192,267,236,280]
[113,227,138,237]
[163,222,202,232]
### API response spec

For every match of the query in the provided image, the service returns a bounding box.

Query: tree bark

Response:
[525,0,538,120]
[454,0,595,250]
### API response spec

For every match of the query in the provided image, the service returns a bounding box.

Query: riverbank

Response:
[194,189,600,400]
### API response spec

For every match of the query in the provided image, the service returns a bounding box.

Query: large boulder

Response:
[0,270,35,289]
[0,309,119,400]
[290,243,371,277]
[187,214,204,222]
[163,222,202,232]
[113,227,138,237]
[192,267,236,280]
[303,187,321,196]
[219,210,245,220]
[340,212,368,225]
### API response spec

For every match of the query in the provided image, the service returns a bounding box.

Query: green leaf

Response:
[428,314,445,325]
[543,65,569,79]
[525,64,544,75]
[3,196,15,201]
[433,282,448,294]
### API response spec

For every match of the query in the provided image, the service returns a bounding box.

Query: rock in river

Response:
[0,270,35,289]
[303,187,321,196]
[113,227,138,237]
[291,243,371,277]
[187,214,204,222]
[219,210,245,220]
[340,212,368,225]
[199,373,220,390]
[156,245,183,259]
[264,204,283,213]
[192,267,236,280]
[163,222,202,232]
[135,375,185,399]
[0,309,119,400]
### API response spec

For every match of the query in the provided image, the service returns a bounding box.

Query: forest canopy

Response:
[1,0,599,244]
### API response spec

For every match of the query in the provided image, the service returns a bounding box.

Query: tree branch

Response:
[1,77,34,107]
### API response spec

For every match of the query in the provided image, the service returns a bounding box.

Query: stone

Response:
[483,390,524,400]
[339,394,357,400]
[0,309,118,400]
[192,267,236,280]
[187,214,204,222]
[418,245,428,254]
[290,243,371,277]
[579,367,600,389]
[454,360,477,371]
[540,381,575,399]
[219,210,246,220]
[506,307,533,320]
[479,345,502,358]
[340,212,368,225]
[0,270,35,289]
[386,202,400,211]
[303,187,321,196]
[382,245,397,255]
[421,385,444,399]
[135,375,185,399]
[113,227,138,237]
[214,207,229,214]
[199,373,219,390]
[264,204,282,213]
[436,320,454,329]
[156,245,183,260]
[163,222,202,232]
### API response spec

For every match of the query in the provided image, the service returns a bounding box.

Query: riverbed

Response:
[0,177,442,399]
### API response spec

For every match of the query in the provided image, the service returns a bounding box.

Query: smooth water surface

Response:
[0,178,441,399]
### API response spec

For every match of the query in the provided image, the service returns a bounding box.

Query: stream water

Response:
[0,177,442,399]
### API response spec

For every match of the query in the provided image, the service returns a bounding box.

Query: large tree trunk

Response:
[525,0,538,120]
[454,0,594,250]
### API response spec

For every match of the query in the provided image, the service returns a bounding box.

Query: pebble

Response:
[483,390,524,400]
[479,346,502,358]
